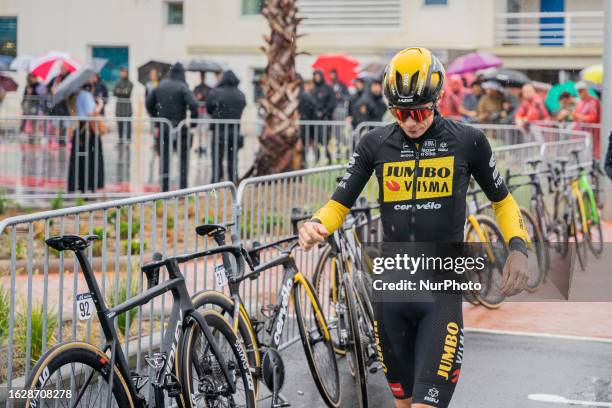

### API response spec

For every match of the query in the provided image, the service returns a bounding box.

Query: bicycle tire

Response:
[312,244,346,355]
[569,198,587,271]
[24,341,133,408]
[583,191,604,257]
[531,197,551,274]
[342,273,368,408]
[463,224,485,306]
[465,215,508,309]
[521,207,547,292]
[293,276,342,408]
[554,195,570,258]
[191,290,260,397]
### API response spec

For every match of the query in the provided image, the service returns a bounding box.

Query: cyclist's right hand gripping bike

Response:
[191,224,341,408]
[25,234,256,408]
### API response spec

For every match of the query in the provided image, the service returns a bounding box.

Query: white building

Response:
[0,0,604,109]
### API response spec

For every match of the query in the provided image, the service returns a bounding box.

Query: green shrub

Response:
[123,239,147,255]
[107,277,139,338]
[75,197,85,206]
[0,189,7,215]
[0,283,10,344]
[50,192,64,210]
[15,302,57,367]
[119,220,140,239]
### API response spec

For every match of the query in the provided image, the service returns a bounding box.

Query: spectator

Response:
[514,83,550,131]
[205,69,246,184]
[298,77,318,163]
[353,79,387,127]
[573,81,601,159]
[146,63,198,191]
[476,81,504,123]
[312,69,336,163]
[145,68,160,100]
[329,68,349,110]
[67,83,105,193]
[90,74,109,116]
[462,80,483,120]
[193,71,211,118]
[113,67,134,142]
[438,74,467,118]
[22,74,41,133]
[554,91,576,122]
[47,63,71,138]
[347,77,367,129]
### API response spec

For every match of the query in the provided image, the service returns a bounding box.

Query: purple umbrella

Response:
[447,52,502,75]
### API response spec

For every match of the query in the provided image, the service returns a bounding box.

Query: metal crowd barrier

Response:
[0,182,236,395]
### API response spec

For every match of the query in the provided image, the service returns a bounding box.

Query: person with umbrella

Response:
[146,63,198,191]
[193,71,211,116]
[514,83,550,134]
[145,68,160,100]
[298,76,318,164]
[554,91,576,122]
[476,81,505,124]
[461,79,483,121]
[573,81,601,159]
[329,68,349,111]
[66,82,106,193]
[47,63,72,140]
[438,74,468,119]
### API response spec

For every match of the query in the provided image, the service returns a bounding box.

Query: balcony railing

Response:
[495,11,604,47]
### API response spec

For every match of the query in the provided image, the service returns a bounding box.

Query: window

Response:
[92,46,129,89]
[424,0,448,5]
[0,17,17,58]
[242,0,265,15]
[166,2,184,25]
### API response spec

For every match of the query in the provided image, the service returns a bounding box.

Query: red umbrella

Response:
[29,51,80,82]
[0,74,18,92]
[312,54,359,86]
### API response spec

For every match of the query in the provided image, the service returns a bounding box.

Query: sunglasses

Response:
[391,106,435,123]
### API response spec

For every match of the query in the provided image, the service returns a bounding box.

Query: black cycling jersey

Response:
[330,114,508,242]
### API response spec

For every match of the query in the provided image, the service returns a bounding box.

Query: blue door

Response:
[91,46,129,88]
[540,0,565,46]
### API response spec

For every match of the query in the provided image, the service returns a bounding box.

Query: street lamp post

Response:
[601,0,612,219]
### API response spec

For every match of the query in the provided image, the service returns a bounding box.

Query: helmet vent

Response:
[395,71,404,95]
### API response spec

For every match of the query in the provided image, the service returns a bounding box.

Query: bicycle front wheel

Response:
[24,342,132,408]
[583,191,604,257]
[293,276,341,408]
[181,309,256,408]
[521,207,547,292]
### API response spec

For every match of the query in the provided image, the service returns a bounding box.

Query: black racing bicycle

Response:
[25,234,256,408]
[191,224,341,408]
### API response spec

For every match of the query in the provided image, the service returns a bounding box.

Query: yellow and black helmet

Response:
[383,47,445,108]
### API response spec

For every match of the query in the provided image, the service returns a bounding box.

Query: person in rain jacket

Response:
[146,63,198,191]
[113,67,134,142]
[312,69,336,164]
[298,76,318,164]
[205,70,246,183]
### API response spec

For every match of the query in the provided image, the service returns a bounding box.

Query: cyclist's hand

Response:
[299,222,329,251]
[500,250,528,296]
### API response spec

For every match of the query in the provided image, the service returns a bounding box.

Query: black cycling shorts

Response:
[372,295,463,408]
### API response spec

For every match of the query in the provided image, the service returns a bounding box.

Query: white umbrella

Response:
[50,58,107,107]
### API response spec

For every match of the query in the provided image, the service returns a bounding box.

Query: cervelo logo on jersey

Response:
[383,156,454,202]
[393,201,441,211]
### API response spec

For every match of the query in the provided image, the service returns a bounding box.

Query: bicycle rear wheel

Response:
[583,191,604,257]
[465,215,508,309]
[569,199,587,271]
[312,244,345,355]
[181,309,256,408]
[24,342,132,408]
[521,207,547,292]
[293,276,341,408]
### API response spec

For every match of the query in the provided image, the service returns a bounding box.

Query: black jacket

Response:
[605,130,612,181]
[146,63,198,126]
[352,92,387,128]
[205,70,246,120]
[298,88,317,121]
[312,69,336,120]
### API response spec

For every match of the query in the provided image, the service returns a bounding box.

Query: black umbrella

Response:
[183,59,223,73]
[0,74,18,92]
[482,69,531,88]
[50,58,107,107]
[137,60,171,85]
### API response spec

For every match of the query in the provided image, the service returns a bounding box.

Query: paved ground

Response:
[276,331,612,408]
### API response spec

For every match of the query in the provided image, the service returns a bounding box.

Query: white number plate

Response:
[76,293,94,321]
[215,265,228,290]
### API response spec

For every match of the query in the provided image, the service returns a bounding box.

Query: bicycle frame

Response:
[577,170,600,225]
[64,247,235,407]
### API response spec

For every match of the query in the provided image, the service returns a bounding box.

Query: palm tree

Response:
[243,0,303,178]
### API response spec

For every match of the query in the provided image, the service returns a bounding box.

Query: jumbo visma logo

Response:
[383,156,454,202]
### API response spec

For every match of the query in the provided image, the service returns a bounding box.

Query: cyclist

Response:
[298,47,528,408]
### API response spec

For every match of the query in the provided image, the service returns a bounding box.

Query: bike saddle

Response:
[526,158,542,167]
[570,148,582,156]
[45,235,99,252]
[195,223,234,237]
[555,156,569,165]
